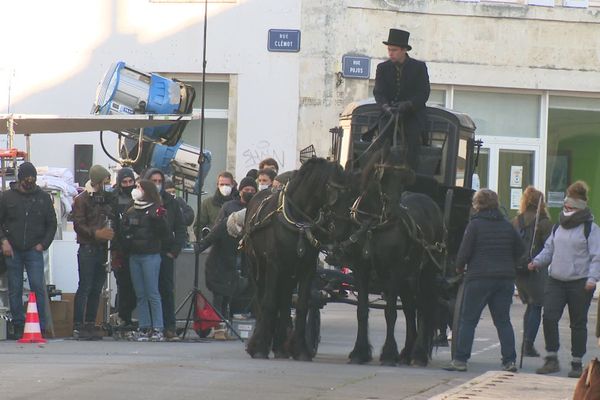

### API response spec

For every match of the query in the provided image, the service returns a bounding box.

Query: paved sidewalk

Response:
[430,371,576,400]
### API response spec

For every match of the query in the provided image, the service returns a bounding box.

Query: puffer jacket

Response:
[122,203,169,254]
[0,182,57,251]
[456,208,525,282]
[72,182,116,246]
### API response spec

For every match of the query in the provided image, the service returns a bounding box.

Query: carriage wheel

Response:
[305,306,321,358]
[450,280,465,360]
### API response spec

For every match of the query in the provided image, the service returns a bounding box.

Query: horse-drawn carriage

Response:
[242,98,481,365]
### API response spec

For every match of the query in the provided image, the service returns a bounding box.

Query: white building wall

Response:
[0,0,300,179]
[298,0,600,157]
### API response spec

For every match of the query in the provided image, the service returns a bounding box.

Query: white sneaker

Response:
[134,329,149,342]
[150,329,164,342]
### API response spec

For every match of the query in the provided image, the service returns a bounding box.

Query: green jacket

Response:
[194,195,223,232]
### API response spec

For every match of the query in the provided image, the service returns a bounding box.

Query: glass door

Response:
[497,149,535,220]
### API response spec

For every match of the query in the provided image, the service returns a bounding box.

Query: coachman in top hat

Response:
[373,28,430,170]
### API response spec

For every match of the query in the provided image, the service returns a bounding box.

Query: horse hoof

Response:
[273,351,290,359]
[293,353,313,362]
[410,358,428,367]
[348,357,365,365]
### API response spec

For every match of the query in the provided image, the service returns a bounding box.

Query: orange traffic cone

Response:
[18,292,47,344]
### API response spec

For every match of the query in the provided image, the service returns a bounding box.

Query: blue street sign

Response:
[268,29,301,53]
[342,55,371,79]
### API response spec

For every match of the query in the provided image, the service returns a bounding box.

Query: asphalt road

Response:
[0,298,596,400]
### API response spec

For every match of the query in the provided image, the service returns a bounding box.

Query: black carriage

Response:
[300,100,482,357]
[332,99,480,258]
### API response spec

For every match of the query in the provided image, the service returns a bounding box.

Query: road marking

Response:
[472,342,500,356]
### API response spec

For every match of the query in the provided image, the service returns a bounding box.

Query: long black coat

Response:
[204,199,244,297]
[373,56,430,133]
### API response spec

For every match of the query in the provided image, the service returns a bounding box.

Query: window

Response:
[427,89,446,107]
[161,76,230,211]
[563,0,588,7]
[453,90,540,138]
[528,0,554,5]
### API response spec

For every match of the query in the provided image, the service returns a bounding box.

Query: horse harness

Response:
[243,182,343,258]
[347,161,446,272]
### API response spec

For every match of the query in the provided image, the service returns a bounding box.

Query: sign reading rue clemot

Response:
[268,29,301,53]
[342,55,371,79]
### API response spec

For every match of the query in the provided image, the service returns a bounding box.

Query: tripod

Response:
[176,253,243,341]
[175,0,241,342]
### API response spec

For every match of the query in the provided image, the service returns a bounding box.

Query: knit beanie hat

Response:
[116,167,135,186]
[164,178,175,190]
[89,165,111,185]
[238,176,258,192]
[17,162,37,181]
[564,180,589,210]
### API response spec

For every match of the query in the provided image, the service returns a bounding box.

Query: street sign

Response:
[342,55,371,79]
[268,29,301,53]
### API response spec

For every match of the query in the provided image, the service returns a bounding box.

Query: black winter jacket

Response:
[456,208,525,282]
[122,204,169,254]
[111,188,133,253]
[143,168,186,257]
[0,183,57,251]
[204,199,245,296]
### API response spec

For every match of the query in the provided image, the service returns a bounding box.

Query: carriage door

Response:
[477,143,538,220]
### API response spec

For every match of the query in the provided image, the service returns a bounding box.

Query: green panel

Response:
[547,134,600,222]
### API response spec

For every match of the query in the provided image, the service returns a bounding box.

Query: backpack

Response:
[552,220,592,241]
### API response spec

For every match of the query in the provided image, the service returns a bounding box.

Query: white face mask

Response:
[219,185,232,197]
[258,184,269,191]
[563,209,577,217]
[131,188,144,201]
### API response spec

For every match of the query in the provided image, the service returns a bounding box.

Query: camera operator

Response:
[72,165,115,340]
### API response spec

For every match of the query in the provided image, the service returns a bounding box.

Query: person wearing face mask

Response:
[109,167,137,330]
[122,180,169,341]
[195,177,257,322]
[529,181,600,378]
[194,171,236,239]
[257,168,276,191]
[71,164,116,340]
[0,162,57,339]
[143,168,186,341]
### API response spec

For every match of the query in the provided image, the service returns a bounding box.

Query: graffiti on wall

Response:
[242,140,286,170]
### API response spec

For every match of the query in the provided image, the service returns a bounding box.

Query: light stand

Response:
[178,0,241,341]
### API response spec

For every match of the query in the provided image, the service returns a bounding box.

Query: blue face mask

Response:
[155,184,162,192]
[104,184,114,193]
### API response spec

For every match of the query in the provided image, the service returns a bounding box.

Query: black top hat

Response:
[383,29,412,51]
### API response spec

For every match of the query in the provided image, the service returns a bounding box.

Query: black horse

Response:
[342,146,446,366]
[243,157,350,360]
